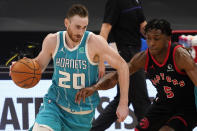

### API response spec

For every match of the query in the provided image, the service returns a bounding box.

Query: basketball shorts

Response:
[29,97,95,131]
[135,101,197,131]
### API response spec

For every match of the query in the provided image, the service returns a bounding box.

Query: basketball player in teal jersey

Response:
[16,4,129,131]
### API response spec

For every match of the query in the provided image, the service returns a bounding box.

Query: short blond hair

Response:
[66,4,88,19]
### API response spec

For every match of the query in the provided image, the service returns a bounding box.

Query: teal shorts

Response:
[29,97,95,131]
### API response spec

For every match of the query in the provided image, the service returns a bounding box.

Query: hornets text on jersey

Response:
[46,31,100,112]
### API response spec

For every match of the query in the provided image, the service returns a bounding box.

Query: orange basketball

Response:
[10,58,42,89]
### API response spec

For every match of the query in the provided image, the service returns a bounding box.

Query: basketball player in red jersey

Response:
[75,19,197,131]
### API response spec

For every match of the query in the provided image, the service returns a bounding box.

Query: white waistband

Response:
[58,104,93,115]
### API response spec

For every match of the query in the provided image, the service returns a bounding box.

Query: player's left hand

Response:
[116,104,129,122]
[75,86,96,104]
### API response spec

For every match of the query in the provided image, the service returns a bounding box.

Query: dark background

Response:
[0,0,197,75]
[1,0,197,32]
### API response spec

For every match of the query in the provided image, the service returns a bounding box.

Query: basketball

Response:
[10,58,42,89]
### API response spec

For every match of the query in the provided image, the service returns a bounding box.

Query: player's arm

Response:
[99,23,112,40]
[98,22,112,78]
[75,44,147,105]
[9,33,56,75]
[97,23,113,78]
[128,51,147,75]
[95,35,129,122]
[140,21,147,37]
[95,51,147,90]
[175,47,197,86]
[75,51,147,101]
[34,33,57,72]
[93,45,146,122]
[95,35,129,103]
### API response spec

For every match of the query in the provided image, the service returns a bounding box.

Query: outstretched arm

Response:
[96,35,129,122]
[75,51,147,101]
[94,51,147,90]
[75,34,129,122]
[74,71,118,105]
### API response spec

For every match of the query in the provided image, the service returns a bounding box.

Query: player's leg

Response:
[195,87,197,110]
[90,87,120,131]
[162,111,197,131]
[129,69,151,121]
[118,45,151,121]
[158,125,175,131]
[32,122,53,131]
[135,103,171,131]
[160,116,188,131]
[62,109,95,131]
[30,97,62,131]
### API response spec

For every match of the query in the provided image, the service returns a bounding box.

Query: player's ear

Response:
[167,36,171,41]
[64,18,69,28]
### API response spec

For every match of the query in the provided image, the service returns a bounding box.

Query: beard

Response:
[67,27,82,43]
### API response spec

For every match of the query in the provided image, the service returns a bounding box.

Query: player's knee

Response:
[166,115,189,131]
[159,125,175,131]
[32,122,53,131]
[134,128,140,131]
[136,117,150,130]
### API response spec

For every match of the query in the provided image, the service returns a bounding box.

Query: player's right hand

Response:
[9,57,28,76]
[9,61,16,76]
[116,104,129,122]
[75,86,96,104]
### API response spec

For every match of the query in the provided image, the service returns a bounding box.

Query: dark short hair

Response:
[145,19,172,36]
[66,4,88,19]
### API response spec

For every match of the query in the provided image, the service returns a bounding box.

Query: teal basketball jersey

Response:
[46,31,100,112]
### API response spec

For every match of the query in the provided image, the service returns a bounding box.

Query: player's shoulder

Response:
[174,45,191,59]
[43,32,58,43]
[133,51,147,61]
[45,32,58,41]
[129,51,146,71]
[174,44,196,71]
[88,32,107,45]
[89,32,103,40]
[42,32,58,48]
[135,50,146,57]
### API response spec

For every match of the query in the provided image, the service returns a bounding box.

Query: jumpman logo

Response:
[139,117,149,129]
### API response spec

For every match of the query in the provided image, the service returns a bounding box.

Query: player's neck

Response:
[152,44,169,64]
[65,32,79,48]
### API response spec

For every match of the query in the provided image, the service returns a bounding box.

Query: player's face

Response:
[65,15,88,43]
[146,29,170,55]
